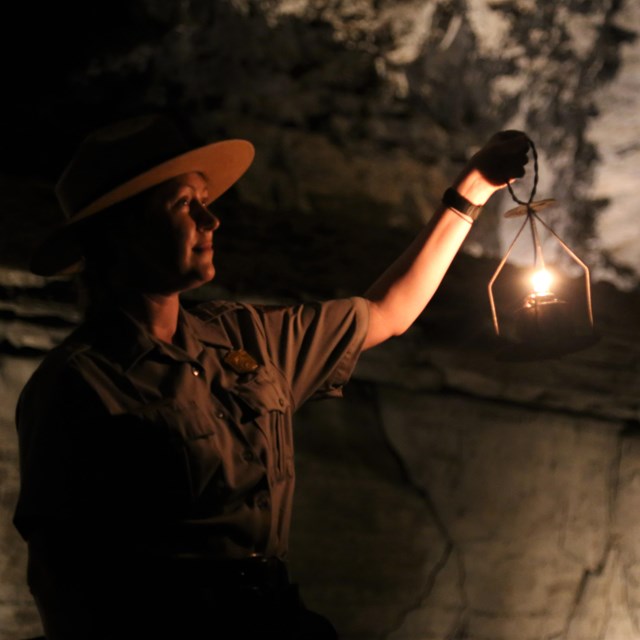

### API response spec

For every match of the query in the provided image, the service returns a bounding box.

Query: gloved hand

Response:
[453,130,530,205]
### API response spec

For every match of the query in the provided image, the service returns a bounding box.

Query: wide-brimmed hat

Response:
[30,114,255,276]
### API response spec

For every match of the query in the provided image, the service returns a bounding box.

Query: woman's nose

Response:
[193,202,220,231]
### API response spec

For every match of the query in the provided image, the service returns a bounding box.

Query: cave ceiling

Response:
[0,0,638,294]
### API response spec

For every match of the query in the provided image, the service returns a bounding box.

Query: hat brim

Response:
[30,139,255,276]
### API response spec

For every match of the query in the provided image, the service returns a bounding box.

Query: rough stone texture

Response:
[379,389,618,639]
[289,345,640,639]
[0,356,43,640]
[588,0,640,283]
[291,382,448,639]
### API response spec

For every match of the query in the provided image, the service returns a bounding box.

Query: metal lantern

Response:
[488,139,596,360]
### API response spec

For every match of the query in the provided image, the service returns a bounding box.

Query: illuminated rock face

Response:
[588,1,640,283]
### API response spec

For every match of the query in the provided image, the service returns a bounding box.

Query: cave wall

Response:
[2,1,640,639]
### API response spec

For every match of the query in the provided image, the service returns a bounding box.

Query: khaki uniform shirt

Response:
[14,297,369,562]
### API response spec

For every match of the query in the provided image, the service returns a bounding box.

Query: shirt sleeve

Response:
[246,296,370,409]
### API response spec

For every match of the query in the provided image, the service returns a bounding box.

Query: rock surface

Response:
[588,0,640,282]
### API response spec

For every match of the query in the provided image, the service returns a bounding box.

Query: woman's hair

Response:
[74,191,150,316]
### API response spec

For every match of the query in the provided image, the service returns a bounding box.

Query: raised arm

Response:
[362,130,530,350]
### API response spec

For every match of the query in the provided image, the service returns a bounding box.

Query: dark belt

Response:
[152,554,291,594]
[130,555,304,638]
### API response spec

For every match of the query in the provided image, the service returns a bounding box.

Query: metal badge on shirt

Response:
[223,349,259,375]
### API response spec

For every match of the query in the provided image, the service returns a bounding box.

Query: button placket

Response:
[255,491,270,510]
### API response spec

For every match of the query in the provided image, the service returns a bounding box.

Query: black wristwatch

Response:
[442,187,483,221]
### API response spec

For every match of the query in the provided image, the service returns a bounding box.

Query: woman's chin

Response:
[185,264,216,291]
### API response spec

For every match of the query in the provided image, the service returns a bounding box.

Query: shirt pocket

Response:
[230,365,290,418]
[115,399,220,510]
[228,366,293,481]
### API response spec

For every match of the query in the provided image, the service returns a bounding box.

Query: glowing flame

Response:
[531,269,553,295]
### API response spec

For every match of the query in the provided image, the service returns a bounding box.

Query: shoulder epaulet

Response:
[244,304,292,314]
[29,326,92,375]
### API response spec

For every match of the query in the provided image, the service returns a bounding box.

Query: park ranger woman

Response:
[14,115,528,639]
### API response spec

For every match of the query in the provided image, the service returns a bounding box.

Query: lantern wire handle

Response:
[507,136,546,268]
[507,135,539,207]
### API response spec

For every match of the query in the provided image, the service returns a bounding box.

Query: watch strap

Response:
[442,187,483,221]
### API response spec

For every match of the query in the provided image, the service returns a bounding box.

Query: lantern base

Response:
[496,293,598,361]
[515,293,572,341]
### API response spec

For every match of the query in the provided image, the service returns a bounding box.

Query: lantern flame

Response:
[531,269,553,295]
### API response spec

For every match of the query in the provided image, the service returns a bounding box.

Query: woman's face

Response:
[114,172,220,294]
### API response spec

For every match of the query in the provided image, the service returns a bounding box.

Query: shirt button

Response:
[216,411,225,419]
[278,398,285,406]
[191,365,201,377]
[242,450,255,462]
[256,494,270,510]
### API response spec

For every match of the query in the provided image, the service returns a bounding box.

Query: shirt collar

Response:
[83,302,235,372]
[182,306,235,351]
